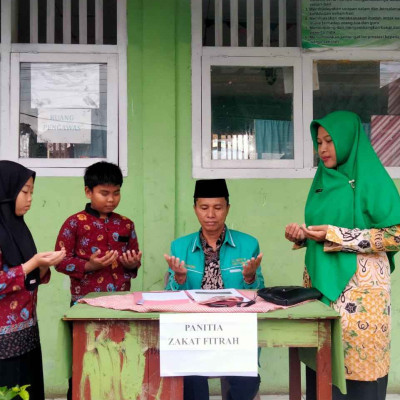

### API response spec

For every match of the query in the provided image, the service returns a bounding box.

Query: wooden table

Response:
[64,293,345,400]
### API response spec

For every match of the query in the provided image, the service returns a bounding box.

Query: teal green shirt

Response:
[165,228,265,291]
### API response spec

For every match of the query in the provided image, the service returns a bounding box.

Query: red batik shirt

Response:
[0,250,51,359]
[55,204,140,302]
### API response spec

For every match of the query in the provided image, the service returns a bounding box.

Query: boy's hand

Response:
[119,250,142,270]
[164,254,187,285]
[242,253,263,284]
[85,250,119,272]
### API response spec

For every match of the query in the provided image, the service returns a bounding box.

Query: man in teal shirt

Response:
[164,179,264,400]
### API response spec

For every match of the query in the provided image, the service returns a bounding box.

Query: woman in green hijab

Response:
[285,111,400,400]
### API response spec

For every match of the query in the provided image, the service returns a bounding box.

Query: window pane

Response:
[211,66,294,161]
[313,60,400,167]
[19,62,107,159]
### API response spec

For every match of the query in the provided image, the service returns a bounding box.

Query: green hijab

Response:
[305,111,400,303]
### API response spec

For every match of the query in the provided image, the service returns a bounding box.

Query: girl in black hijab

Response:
[0,161,65,399]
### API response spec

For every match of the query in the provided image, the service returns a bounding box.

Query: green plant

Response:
[0,385,30,400]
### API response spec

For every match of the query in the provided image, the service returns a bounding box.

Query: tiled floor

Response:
[209,396,400,400]
[47,396,400,400]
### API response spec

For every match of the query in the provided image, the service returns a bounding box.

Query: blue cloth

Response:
[165,227,264,291]
[254,119,294,160]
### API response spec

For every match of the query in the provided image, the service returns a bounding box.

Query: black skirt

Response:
[0,345,45,400]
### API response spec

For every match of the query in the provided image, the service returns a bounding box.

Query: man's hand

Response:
[85,250,119,272]
[120,250,142,270]
[285,223,306,243]
[164,254,187,285]
[242,253,263,284]
[300,224,328,242]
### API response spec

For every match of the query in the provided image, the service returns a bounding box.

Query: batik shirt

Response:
[55,204,140,302]
[302,225,400,381]
[200,227,225,289]
[0,249,50,359]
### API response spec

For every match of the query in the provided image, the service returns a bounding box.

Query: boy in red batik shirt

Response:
[55,161,142,304]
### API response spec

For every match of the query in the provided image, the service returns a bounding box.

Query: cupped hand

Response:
[300,224,328,242]
[285,223,306,243]
[119,250,142,269]
[86,250,119,272]
[242,253,263,283]
[164,254,187,284]
[23,248,66,274]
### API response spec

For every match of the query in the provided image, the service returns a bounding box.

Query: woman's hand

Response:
[164,254,187,285]
[242,253,263,284]
[23,248,66,274]
[300,224,329,242]
[285,223,306,243]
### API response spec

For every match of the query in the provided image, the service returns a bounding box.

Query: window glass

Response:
[211,65,294,161]
[313,60,400,167]
[19,62,108,159]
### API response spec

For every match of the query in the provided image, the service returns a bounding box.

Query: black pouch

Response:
[117,235,130,243]
[257,286,322,306]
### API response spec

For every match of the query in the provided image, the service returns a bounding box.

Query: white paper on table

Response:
[186,288,251,303]
[160,313,258,377]
[141,291,190,302]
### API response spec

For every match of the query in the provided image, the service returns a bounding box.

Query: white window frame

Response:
[9,53,119,172]
[201,52,303,172]
[0,0,128,177]
[193,47,314,178]
[302,49,400,179]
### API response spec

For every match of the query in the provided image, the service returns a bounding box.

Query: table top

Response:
[63,291,340,321]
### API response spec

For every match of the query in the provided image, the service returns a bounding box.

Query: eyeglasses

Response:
[236,294,257,307]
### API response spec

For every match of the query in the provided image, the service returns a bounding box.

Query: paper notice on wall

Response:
[31,63,100,109]
[302,0,400,49]
[160,313,258,377]
[37,109,92,143]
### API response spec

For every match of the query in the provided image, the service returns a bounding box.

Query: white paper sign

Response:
[37,109,92,143]
[160,313,258,377]
[31,63,100,109]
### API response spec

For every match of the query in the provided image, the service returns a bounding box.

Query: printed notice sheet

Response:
[160,313,258,377]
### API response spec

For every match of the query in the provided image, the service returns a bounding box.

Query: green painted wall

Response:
[22,0,400,395]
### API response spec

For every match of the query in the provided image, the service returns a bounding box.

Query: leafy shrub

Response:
[0,385,30,400]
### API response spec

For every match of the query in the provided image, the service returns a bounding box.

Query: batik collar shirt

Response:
[55,204,140,302]
[199,227,225,289]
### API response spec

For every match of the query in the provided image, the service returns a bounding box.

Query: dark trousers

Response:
[184,375,260,400]
[0,346,45,400]
[306,367,388,400]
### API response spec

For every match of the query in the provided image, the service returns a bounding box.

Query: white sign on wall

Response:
[37,109,92,144]
[31,63,100,109]
[160,313,258,377]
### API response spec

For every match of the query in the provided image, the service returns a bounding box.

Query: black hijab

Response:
[0,160,39,290]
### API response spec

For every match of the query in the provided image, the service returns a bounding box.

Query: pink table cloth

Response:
[79,290,288,313]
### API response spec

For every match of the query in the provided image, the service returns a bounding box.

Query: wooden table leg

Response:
[147,347,183,399]
[289,348,302,400]
[316,320,332,400]
[72,322,88,400]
